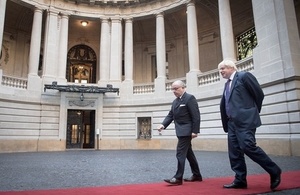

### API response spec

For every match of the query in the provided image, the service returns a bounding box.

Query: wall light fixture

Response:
[81,21,88,26]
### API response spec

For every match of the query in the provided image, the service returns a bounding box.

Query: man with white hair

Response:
[158,80,202,185]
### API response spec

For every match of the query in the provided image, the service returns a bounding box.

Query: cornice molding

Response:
[20,0,187,19]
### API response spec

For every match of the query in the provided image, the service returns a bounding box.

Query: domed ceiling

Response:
[4,0,253,43]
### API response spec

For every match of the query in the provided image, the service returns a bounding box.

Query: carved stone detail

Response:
[69,100,95,107]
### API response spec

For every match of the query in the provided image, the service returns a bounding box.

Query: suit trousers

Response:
[173,136,201,179]
[227,120,281,184]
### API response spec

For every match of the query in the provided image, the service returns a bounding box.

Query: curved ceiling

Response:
[4,0,253,43]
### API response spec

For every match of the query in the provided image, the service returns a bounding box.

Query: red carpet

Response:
[1,171,300,195]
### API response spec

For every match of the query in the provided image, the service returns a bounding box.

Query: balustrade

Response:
[133,57,253,94]
[236,56,254,72]
[133,83,154,94]
[1,75,27,89]
[198,70,220,86]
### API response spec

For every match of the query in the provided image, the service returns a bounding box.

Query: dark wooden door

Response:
[66,110,95,149]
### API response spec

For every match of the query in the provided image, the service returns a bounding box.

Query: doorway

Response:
[66,110,95,149]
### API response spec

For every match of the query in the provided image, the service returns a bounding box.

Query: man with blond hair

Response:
[218,59,281,190]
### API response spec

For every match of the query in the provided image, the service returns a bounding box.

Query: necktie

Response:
[176,97,181,107]
[225,79,231,116]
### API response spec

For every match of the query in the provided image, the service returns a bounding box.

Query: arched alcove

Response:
[66,44,97,83]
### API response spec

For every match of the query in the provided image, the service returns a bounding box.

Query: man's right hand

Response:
[157,124,164,132]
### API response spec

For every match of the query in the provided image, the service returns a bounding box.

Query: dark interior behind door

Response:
[66,110,95,149]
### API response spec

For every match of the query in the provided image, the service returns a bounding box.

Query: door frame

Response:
[58,92,104,150]
[66,110,95,149]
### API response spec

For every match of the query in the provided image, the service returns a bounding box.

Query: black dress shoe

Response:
[270,172,281,190]
[164,178,183,185]
[223,182,247,189]
[183,175,203,182]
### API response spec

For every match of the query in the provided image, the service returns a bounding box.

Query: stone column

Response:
[109,16,122,86]
[120,17,134,97]
[154,12,166,95]
[98,17,110,85]
[186,0,200,90]
[218,0,236,60]
[57,13,69,83]
[27,7,43,91]
[187,0,200,72]
[124,17,133,81]
[42,8,59,84]
[28,7,43,76]
[156,12,166,79]
[0,0,7,55]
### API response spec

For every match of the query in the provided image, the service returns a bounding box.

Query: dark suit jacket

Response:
[162,92,200,136]
[220,71,264,132]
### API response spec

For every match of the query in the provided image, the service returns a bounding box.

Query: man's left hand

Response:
[191,133,198,139]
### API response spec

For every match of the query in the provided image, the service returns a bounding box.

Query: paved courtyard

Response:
[0,150,299,194]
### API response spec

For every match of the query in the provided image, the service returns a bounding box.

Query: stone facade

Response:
[0,0,299,156]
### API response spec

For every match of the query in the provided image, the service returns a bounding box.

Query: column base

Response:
[186,71,200,92]
[120,80,133,98]
[154,76,166,96]
[27,74,42,92]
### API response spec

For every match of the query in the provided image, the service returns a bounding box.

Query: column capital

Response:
[185,0,195,5]
[186,0,195,6]
[31,4,48,11]
[123,17,133,22]
[32,6,44,13]
[46,7,60,15]
[110,15,122,22]
[155,12,164,18]
[100,16,109,21]
[59,11,71,18]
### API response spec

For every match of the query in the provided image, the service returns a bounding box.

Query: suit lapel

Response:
[228,72,239,100]
[175,93,186,109]
[175,98,181,108]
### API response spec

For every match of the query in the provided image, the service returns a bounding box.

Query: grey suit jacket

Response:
[162,92,200,136]
[220,71,264,132]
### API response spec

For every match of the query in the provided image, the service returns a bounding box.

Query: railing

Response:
[236,56,254,72]
[133,83,155,94]
[198,69,220,86]
[197,57,253,86]
[133,57,253,94]
[1,75,27,89]
[166,78,186,92]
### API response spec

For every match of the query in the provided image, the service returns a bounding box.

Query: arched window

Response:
[66,44,97,83]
